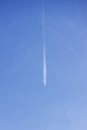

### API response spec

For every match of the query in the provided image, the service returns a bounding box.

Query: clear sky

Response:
[0,0,87,129]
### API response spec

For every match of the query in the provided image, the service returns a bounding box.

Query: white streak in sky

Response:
[42,0,47,86]
[43,44,46,86]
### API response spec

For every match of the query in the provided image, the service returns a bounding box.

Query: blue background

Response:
[0,0,87,129]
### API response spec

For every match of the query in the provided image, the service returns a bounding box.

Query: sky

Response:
[0,0,87,129]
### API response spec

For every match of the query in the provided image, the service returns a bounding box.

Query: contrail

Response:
[42,0,47,86]
[43,44,47,86]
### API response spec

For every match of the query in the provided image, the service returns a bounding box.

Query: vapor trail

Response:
[42,0,47,86]
[43,44,46,86]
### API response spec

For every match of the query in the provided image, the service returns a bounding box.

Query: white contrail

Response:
[42,0,47,86]
[43,44,47,86]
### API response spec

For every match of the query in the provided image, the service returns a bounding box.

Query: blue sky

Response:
[0,0,87,129]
